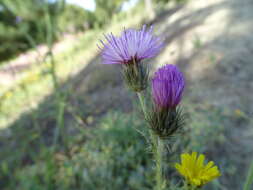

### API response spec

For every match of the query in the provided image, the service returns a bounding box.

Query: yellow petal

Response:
[182,153,190,168]
[175,152,221,187]
[175,163,187,176]
[191,152,198,163]
[207,166,221,178]
[204,161,214,171]
[197,154,205,167]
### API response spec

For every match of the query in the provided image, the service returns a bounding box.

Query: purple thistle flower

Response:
[99,25,164,64]
[152,64,185,109]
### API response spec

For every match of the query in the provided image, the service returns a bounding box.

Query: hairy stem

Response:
[137,92,147,119]
[136,92,164,190]
[154,136,164,190]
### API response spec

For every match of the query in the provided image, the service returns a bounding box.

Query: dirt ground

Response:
[0,34,79,86]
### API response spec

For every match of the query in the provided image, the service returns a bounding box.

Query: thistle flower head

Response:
[99,25,164,65]
[175,152,221,187]
[152,64,185,110]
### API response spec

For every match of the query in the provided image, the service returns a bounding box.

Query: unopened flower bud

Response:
[147,64,186,138]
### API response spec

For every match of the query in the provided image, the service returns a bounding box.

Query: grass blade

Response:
[243,160,253,190]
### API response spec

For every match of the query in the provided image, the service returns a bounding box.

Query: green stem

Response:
[48,51,59,90]
[154,136,164,190]
[53,97,66,148]
[136,92,164,190]
[44,3,65,150]
[137,92,147,119]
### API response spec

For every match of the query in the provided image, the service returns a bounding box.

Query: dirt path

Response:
[0,34,79,86]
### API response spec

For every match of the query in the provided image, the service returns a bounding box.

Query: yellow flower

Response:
[3,91,12,100]
[175,152,221,187]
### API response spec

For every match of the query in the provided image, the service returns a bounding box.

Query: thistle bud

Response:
[147,64,186,138]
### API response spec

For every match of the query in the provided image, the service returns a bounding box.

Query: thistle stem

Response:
[137,92,147,119]
[136,92,164,190]
[154,135,164,190]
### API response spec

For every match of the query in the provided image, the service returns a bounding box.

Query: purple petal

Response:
[152,64,185,109]
[99,25,164,64]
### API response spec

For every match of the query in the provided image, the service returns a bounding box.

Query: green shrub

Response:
[2,112,154,190]
[0,104,234,189]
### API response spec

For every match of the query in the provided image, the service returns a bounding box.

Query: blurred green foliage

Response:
[58,4,96,34]
[0,112,153,189]
[0,0,135,62]
[94,0,127,27]
[0,0,63,61]
[0,0,103,61]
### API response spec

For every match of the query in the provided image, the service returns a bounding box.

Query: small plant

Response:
[193,35,202,49]
[99,25,221,190]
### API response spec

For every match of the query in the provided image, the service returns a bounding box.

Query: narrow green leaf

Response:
[243,160,253,190]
